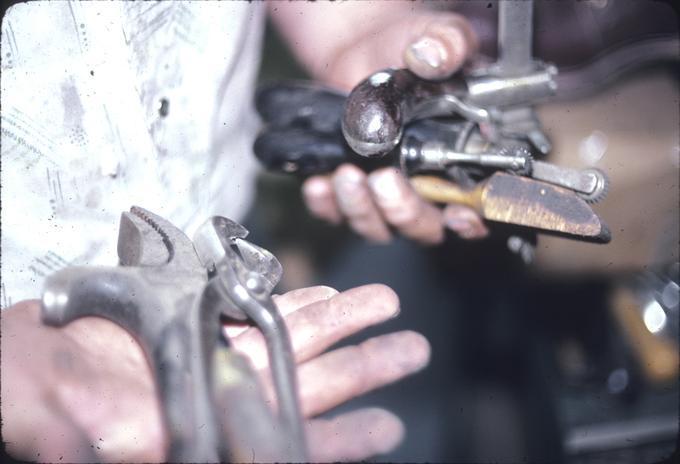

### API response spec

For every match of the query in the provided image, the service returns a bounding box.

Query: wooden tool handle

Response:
[410,175,483,211]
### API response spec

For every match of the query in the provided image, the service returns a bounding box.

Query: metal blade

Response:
[481,172,611,242]
[193,216,283,292]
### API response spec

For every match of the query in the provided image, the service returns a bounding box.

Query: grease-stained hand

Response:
[1,284,429,463]
[292,10,489,243]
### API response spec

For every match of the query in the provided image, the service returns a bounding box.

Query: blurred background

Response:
[245,2,679,462]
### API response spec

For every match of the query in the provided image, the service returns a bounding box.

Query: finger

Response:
[302,176,342,224]
[231,284,399,370]
[443,204,490,240]
[297,330,430,417]
[322,12,477,90]
[333,164,392,243]
[307,408,404,462]
[369,168,444,245]
[403,13,478,80]
[225,286,339,339]
[272,285,339,315]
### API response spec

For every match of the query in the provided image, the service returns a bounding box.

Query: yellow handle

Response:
[410,175,484,212]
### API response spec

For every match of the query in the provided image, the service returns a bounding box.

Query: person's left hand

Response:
[1,284,428,462]
[271,3,490,244]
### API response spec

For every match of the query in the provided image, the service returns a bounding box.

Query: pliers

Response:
[41,206,307,462]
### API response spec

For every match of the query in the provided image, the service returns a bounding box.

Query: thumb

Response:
[403,13,478,80]
[323,11,478,90]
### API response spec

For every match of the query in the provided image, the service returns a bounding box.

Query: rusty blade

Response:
[481,172,611,242]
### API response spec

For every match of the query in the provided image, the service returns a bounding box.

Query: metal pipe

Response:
[497,0,534,75]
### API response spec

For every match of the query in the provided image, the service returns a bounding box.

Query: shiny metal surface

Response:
[466,66,558,108]
[496,0,535,76]
[41,206,308,462]
[194,216,307,458]
[532,162,609,202]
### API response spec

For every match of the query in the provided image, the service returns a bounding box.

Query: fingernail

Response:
[444,204,479,223]
[303,178,329,197]
[458,228,477,239]
[444,209,475,230]
[445,217,470,231]
[392,305,401,319]
[334,177,361,199]
[335,165,364,185]
[368,171,401,200]
[407,36,447,69]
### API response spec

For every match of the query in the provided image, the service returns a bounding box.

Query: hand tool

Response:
[410,172,610,242]
[254,1,617,246]
[41,206,307,462]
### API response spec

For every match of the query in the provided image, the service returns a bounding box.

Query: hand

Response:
[271,4,489,243]
[303,165,490,244]
[1,284,429,462]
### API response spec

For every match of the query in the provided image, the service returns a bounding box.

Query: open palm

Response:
[1,284,429,462]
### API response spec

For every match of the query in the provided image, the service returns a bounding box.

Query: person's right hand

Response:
[1,284,428,462]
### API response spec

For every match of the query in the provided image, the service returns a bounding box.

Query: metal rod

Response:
[497,0,534,75]
[245,297,308,461]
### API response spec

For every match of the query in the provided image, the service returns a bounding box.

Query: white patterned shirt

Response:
[1,1,265,306]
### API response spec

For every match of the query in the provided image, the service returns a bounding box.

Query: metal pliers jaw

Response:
[194,216,307,458]
[41,207,307,462]
[194,216,282,320]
